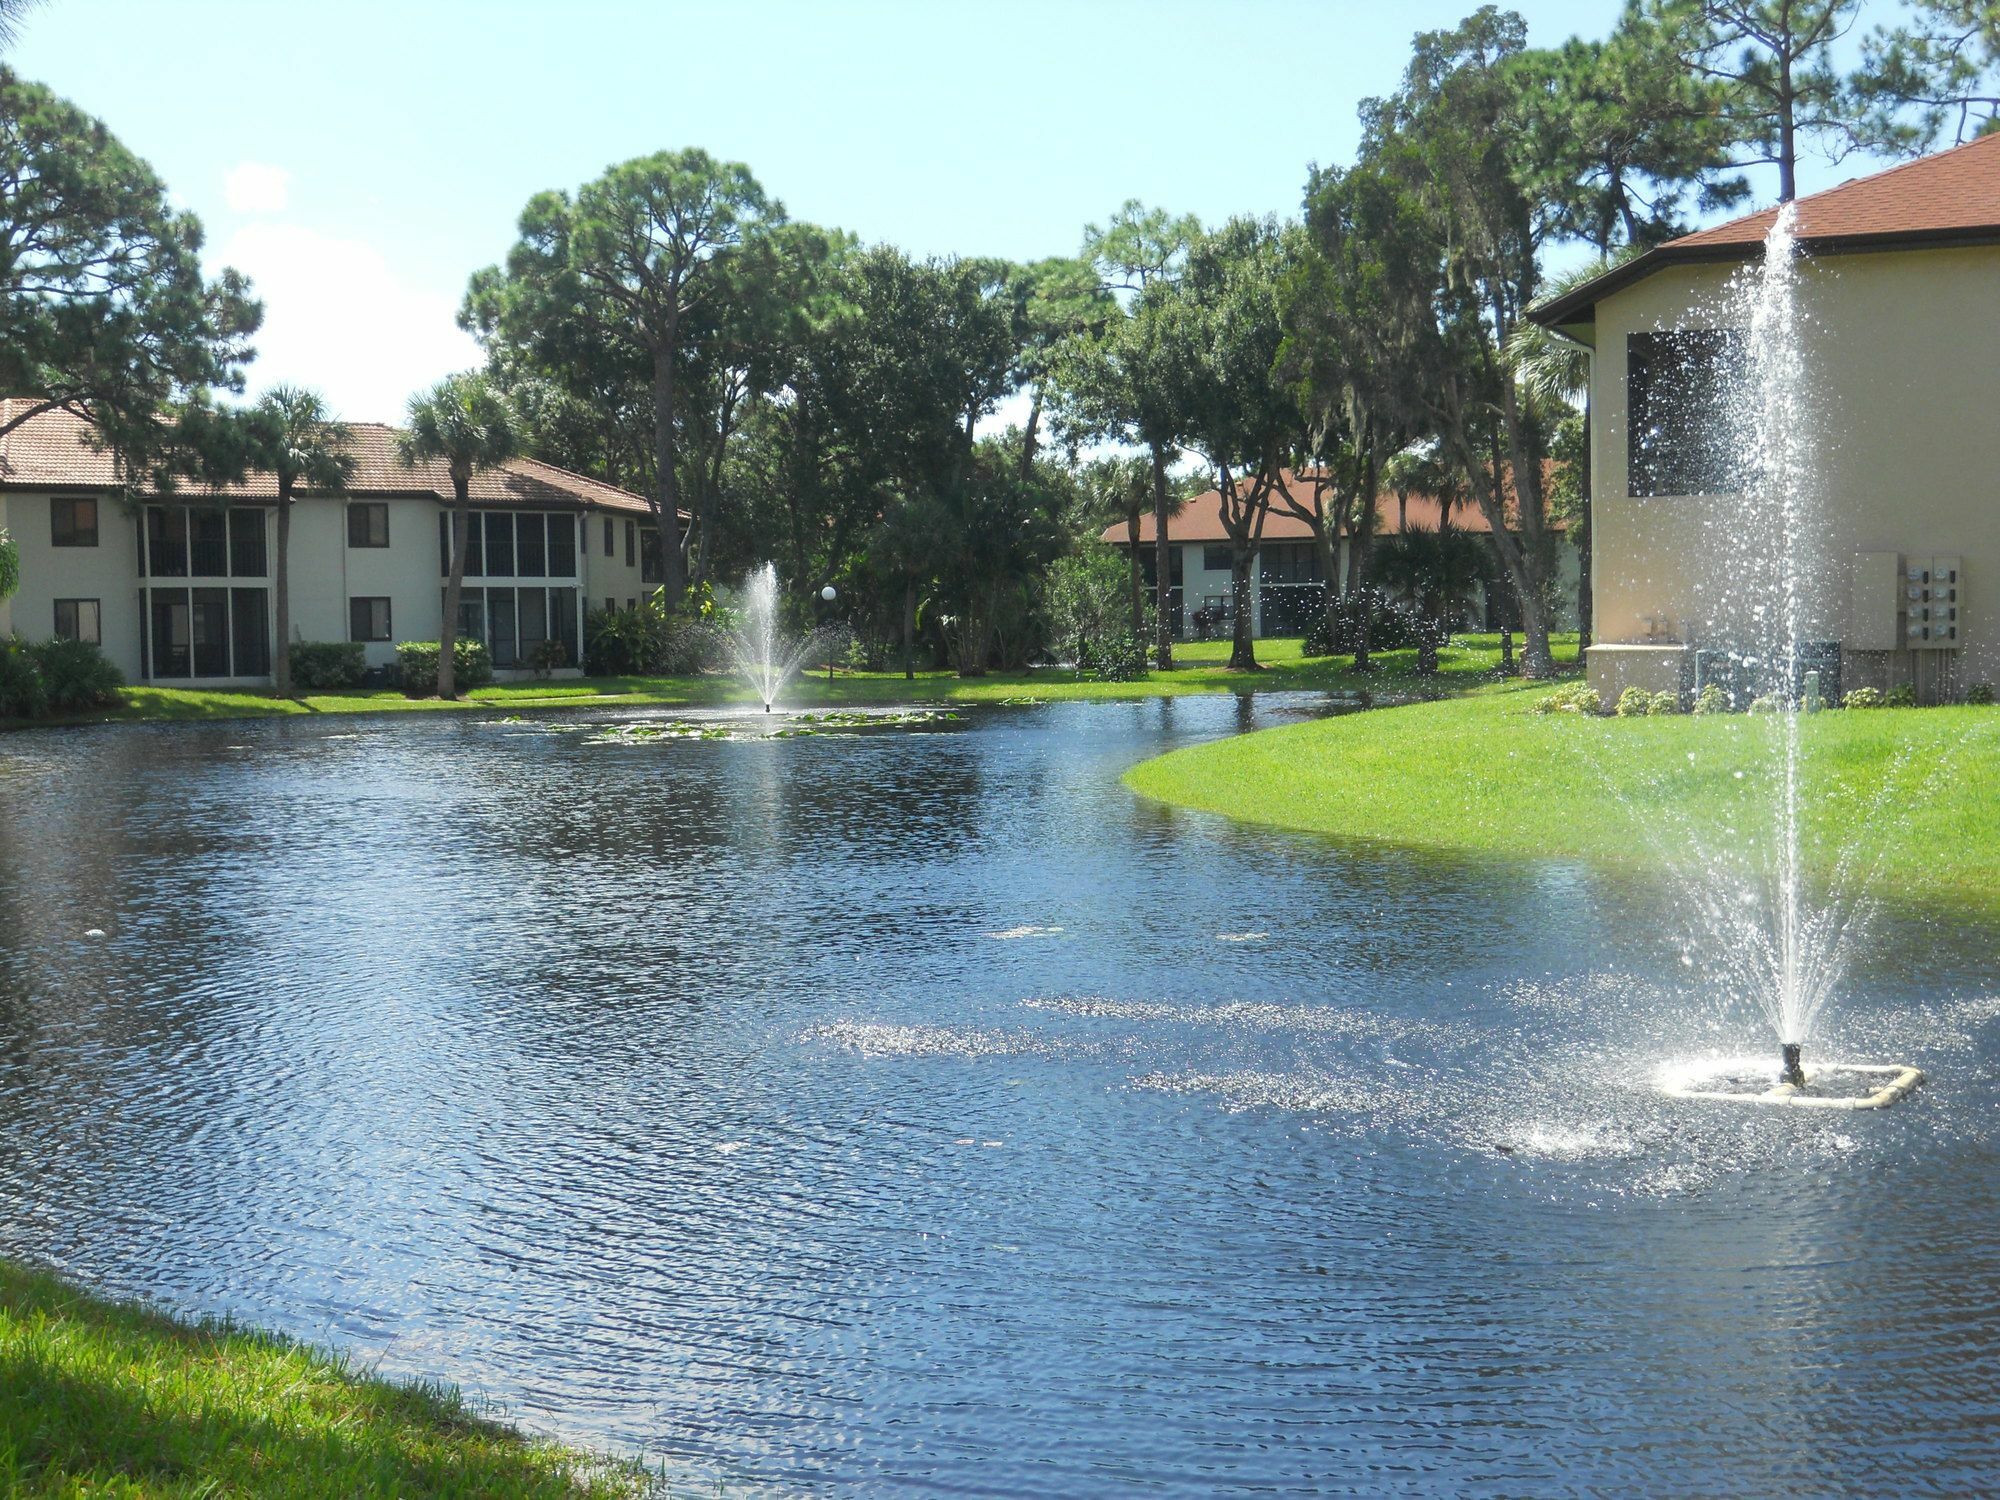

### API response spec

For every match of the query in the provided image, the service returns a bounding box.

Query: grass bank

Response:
[1126,682,2000,919]
[7,633,1578,728]
[0,1260,658,1498]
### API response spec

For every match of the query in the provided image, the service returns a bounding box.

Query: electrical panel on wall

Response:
[1905,555,1961,648]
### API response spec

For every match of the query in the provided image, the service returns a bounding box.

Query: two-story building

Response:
[1102,468,1576,639]
[0,402,673,685]
[1530,132,2000,702]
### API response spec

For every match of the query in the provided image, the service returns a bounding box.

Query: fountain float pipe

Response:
[1779,1042,1805,1089]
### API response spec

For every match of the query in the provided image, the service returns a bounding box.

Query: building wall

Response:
[1589,244,2000,691]
[1,491,150,680]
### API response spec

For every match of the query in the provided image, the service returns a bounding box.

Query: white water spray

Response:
[726,563,838,712]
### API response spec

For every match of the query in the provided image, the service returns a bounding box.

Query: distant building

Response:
[1100,468,1575,639]
[1531,132,2000,702]
[0,402,673,685]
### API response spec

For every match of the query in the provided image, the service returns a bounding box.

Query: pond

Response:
[0,696,1994,1495]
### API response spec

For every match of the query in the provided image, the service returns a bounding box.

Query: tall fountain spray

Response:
[727,563,835,712]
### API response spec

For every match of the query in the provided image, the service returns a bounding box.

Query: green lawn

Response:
[1126,681,2000,918]
[8,633,1579,727]
[0,1261,659,1498]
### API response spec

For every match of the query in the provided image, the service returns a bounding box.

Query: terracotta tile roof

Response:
[1100,465,1562,545]
[0,400,662,517]
[1532,133,2000,330]
[1671,131,2000,250]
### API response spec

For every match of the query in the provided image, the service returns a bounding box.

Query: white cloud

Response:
[223,162,291,216]
[219,222,482,424]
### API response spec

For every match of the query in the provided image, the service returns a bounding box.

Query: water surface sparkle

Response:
[0,697,1993,1494]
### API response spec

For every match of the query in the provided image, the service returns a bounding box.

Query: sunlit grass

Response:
[1125,682,2000,918]
[14,633,1580,727]
[0,1261,662,1498]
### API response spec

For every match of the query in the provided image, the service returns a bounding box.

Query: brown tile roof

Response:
[1100,465,1562,545]
[0,401,661,517]
[1532,133,2000,330]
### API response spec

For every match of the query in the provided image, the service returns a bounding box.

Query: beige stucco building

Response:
[1533,133,2000,704]
[0,402,668,685]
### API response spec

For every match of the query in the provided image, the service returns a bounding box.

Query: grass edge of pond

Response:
[0,1258,665,1498]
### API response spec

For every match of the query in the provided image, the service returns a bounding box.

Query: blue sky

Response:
[14,0,1885,422]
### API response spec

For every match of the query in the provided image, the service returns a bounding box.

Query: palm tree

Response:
[251,387,353,696]
[399,373,517,699]
[1371,525,1487,675]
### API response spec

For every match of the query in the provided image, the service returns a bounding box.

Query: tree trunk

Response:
[1125,503,1144,640]
[652,344,687,604]
[439,483,468,700]
[1778,52,1797,203]
[902,577,916,681]
[1349,529,1376,672]
[1018,390,1042,479]
[1150,443,1172,669]
[1228,545,1258,671]
[273,482,294,695]
[1490,378,1556,679]
[1313,525,1339,657]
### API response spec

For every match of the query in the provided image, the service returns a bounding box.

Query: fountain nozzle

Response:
[763,701,772,714]
[1779,1042,1805,1089]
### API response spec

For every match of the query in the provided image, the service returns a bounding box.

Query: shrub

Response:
[1646,689,1681,715]
[0,638,48,719]
[1967,681,1996,706]
[287,641,366,691]
[1748,693,1783,713]
[1884,683,1917,708]
[1531,681,1601,715]
[526,638,570,678]
[26,637,122,712]
[1614,685,1653,717]
[1044,547,1147,677]
[1305,585,1427,658]
[583,593,718,677]
[1692,683,1729,715]
[396,639,494,697]
[1842,686,1885,709]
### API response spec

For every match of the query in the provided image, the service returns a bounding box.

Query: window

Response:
[517,514,546,577]
[190,510,229,576]
[229,508,267,576]
[54,599,100,644]
[1627,329,1744,497]
[150,593,189,677]
[349,596,392,642]
[1202,544,1232,572]
[231,589,270,676]
[348,502,389,548]
[549,587,579,666]
[625,519,636,567]
[640,529,663,584]
[488,587,518,667]
[191,588,229,676]
[548,514,576,577]
[603,516,615,557]
[439,512,482,576]
[51,496,98,547]
[484,511,515,576]
[604,596,615,613]
[147,508,189,577]
[519,587,548,658]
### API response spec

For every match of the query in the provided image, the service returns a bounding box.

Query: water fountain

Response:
[1651,204,1924,1108]
[726,563,838,713]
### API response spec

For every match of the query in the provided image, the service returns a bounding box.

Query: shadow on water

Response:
[0,695,1994,1495]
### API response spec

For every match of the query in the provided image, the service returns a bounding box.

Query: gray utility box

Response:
[1853,550,1965,650]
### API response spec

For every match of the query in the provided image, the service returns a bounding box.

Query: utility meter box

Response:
[1909,555,1962,649]
[1851,551,1904,651]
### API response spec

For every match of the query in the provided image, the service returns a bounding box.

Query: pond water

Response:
[0,696,1995,1495]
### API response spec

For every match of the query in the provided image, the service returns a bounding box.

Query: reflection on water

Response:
[0,696,1994,1496]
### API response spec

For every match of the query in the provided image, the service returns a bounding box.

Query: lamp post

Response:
[820,584,837,684]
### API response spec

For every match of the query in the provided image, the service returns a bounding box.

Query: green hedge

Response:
[287,641,367,690]
[0,636,123,720]
[396,638,493,697]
